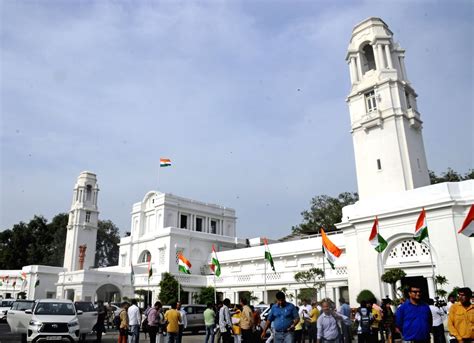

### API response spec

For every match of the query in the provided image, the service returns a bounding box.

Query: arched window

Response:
[138,250,151,263]
[361,44,376,74]
[86,185,92,201]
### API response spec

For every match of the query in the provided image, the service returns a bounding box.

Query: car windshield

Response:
[34,302,75,315]
[75,302,95,312]
[13,301,34,311]
[1,300,14,307]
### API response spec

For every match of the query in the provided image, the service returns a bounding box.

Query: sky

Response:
[1,0,473,240]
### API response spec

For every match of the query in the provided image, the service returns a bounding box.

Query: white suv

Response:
[26,299,81,342]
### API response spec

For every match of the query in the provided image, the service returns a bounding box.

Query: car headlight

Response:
[29,320,42,326]
[68,320,79,327]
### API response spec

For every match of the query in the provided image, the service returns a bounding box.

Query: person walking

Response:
[239,299,254,343]
[164,302,182,343]
[395,285,432,343]
[95,300,106,343]
[381,300,395,343]
[118,302,130,343]
[232,306,242,343]
[337,299,351,343]
[428,299,447,343]
[204,303,217,343]
[309,302,321,343]
[148,302,164,343]
[261,291,299,343]
[128,299,141,343]
[448,287,474,343]
[294,307,304,343]
[176,302,187,343]
[355,301,373,343]
[219,299,234,343]
[317,300,341,343]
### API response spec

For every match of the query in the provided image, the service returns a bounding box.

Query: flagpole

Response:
[377,253,384,299]
[213,273,217,304]
[322,247,327,299]
[264,256,267,304]
[426,234,437,294]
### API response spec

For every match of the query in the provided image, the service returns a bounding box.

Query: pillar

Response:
[384,45,393,69]
[377,44,385,69]
[427,276,435,299]
[399,56,408,80]
[356,54,363,79]
[349,57,358,83]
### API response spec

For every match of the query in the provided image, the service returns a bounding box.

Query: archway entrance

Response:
[96,284,121,303]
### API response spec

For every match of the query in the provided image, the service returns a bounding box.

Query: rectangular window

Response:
[85,211,91,223]
[377,159,382,170]
[210,220,217,234]
[417,158,421,170]
[196,217,203,232]
[365,90,377,113]
[180,215,188,229]
[46,292,55,299]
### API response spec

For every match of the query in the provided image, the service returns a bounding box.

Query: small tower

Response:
[346,17,430,200]
[63,171,99,271]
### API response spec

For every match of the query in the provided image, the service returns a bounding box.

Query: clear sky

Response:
[1,0,472,239]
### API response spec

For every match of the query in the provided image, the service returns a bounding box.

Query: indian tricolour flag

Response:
[178,254,192,274]
[414,208,429,243]
[369,217,388,253]
[210,245,221,277]
[147,255,153,280]
[458,204,474,237]
[264,238,275,272]
[321,228,342,269]
[160,158,172,167]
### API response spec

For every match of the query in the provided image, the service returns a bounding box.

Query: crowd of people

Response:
[93,286,473,343]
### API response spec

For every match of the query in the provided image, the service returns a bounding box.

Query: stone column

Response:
[349,57,358,83]
[384,45,393,69]
[399,56,408,80]
[427,276,435,299]
[377,44,385,69]
[356,53,364,79]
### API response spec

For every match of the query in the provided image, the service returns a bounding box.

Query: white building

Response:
[1,17,472,306]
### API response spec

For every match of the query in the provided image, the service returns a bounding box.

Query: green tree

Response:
[196,287,216,304]
[435,275,448,300]
[429,168,474,184]
[294,268,325,301]
[292,192,358,235]
[381,268,407,298]
[95,220,120,267]
[356,289,376,304]
[296,288,314,302]
[158,273,185,305]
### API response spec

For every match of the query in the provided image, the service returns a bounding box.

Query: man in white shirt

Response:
[219,299,233,343]
[428,298,446,343]
[177,302,187,343]
[127,299,141,343]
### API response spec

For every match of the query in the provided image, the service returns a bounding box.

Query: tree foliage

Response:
[292,192,359,235]
[429,168,473,184]
[196,287,215,305]
[158,273,185,305]
[0,213,120,269]
[381,268,406,298]
[294,268,325,301]
[356,289,376,304]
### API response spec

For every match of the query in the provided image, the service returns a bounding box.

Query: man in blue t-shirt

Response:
[261,291,299,343]
[396,285,432,343]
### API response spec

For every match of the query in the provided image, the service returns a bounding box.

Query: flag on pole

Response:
[5,276,9,284]
[458,204,474,237]
[263,238,275,272]
[35,279,40,287]
[210,245,221,277]
[369,217,388,253]
[178,254,192,274]
[12,280,16,288]
[147,255,153,280]
[414,208,429,243]
[21,272,27,281]
[160,158,172,167]
[321,228,342,269]
[131,264,135,285]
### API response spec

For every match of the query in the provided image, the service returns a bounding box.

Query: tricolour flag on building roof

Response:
[263,238,275,272]
[147,255,153,280]
[458,204,474,237]
[321,228,342,269]
[178,254,192,274]
[210,245,221,277]
[369,217,388,253]
[414,208,429,243]
[160,158,172,167]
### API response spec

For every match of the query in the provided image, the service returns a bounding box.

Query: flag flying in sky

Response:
[210,245,221,277]
[263,238,275,272]
[369,217,388,253]
[414,208,429,243]
[178,254,192,274]
[321,228,342,269]
[160,158,172,167]
[458,204,474,237]
[147,255,153,280]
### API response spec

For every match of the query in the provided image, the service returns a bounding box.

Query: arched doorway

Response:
[96,284,121,303]
[382,236,437,300]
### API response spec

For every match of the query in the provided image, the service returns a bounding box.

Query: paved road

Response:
[0,323,206,343]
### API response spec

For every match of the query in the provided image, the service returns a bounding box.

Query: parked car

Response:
[180,304,206,334]
[74,301,98,341]
[0,299,14,321]
[26,299,81,342]
[6,300,35,343]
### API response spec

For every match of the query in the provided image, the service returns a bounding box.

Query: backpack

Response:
[142,317,149,333]
[358,308,371,333]
[114,310,123,329]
